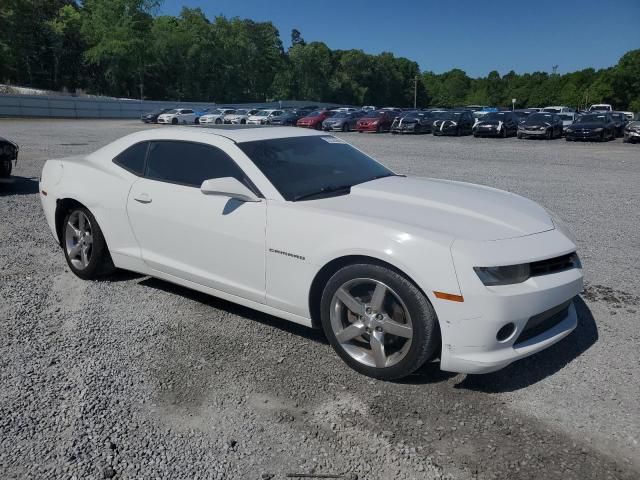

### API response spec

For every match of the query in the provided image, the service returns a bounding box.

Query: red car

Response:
[297,110,334,129]
[356,110,396,133]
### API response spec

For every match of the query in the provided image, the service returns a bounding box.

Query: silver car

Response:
[224,109,260,125]
[322,111,363,132]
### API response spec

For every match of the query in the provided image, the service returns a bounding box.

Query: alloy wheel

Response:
[329,278,413,368]
[65,211,93,270]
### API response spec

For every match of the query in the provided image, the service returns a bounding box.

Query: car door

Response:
[126,140,267,303]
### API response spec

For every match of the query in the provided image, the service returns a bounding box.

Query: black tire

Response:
[315,122,322,130]
[545,129,552,140]
[517,132,523,139]
[194,117,200,125]
[62,207,115,280]
[171,118,178,125]
[215,118,222,125]
[0,160,12,178]
[376,125,381,133]
[502,126,508,138]
[320,263,439,380]
[241,119,246,125]
[342,123,348,132]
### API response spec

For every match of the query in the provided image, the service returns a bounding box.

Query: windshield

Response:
[234,110,248,115]
[610,113,623,121]
[559,114,574,120]
[542,107,561,113]
[364,111,385,118]
[238,136,394,201]
[165,109,178,114]
[332,112,348,118]
[527,113,554,122]
[307,110,325,117]
[433,111,461,120]
[576,114,607,124]
[255,111,271,117]
[481,112,507,121]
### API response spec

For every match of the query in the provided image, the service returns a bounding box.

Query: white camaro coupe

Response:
[39,126,583,380]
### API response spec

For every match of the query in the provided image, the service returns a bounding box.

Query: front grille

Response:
[515,299,573,345]
[530,253,578,277]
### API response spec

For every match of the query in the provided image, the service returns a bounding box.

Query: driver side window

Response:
[145,141,251,190]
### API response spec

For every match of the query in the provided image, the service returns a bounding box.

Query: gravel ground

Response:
[1,119,638,480]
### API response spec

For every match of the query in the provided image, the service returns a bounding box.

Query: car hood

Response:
[306,176,554,241]
[522,121,550,127]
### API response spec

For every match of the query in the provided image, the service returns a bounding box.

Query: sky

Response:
[160,0,640,78]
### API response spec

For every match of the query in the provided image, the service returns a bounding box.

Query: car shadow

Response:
[453,296,598,392]
[0,176,39,196]
[138,277,328,345]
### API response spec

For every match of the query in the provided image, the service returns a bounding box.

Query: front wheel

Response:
[545,129,552,140]
[171,118,178,125]
[320,263,439,380]
[215,118,222,125]
[63,207,115,280]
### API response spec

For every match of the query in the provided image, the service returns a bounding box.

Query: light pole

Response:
[414,76,418,109]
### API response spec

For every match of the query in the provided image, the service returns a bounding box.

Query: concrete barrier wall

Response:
[0,94,342,119]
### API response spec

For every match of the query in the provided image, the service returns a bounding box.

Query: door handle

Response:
[133,192,152,203]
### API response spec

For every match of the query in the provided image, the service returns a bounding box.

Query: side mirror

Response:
[200,177,261,203]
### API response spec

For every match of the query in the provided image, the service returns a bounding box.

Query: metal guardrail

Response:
[0,94,341,119]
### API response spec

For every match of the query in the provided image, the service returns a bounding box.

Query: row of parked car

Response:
[141,104,640,143]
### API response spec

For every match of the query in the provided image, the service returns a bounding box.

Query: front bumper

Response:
[437,228,583,374]
[624,130,640,142]
[323,122,345,131]
[297,122,319,129]
[518,128,547,137]
[391,123,420,133]
[357,123,379,132]
[565,130,602,140]
[473,127,501,137]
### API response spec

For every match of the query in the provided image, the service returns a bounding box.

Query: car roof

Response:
[174,125,325,143]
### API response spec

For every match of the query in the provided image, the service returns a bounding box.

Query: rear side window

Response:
[145,141,250,189]
[113,142,148,175]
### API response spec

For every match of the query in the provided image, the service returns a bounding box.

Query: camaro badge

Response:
[269,248,306,261]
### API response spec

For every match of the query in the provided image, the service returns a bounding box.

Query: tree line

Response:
[1,0,638,111]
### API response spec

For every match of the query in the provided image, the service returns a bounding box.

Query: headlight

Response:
[474,264,531,286]
[594,128,603,132]
[372,120,379,125]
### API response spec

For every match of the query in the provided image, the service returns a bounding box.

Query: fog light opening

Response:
[496,323,516,342]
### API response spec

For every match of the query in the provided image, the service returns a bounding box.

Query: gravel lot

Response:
[1,119,638,480]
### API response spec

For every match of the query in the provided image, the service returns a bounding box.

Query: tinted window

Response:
[146,141,248,188]
[113,142,148,175]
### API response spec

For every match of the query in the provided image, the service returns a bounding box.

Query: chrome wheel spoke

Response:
[78,213,86,231]
[81,246,89,267]
[67,221,81,238]
[335,322,365,343]
[370,283,387,311]
[68,243,81,259]
[382,319,413,339]
[336,288,365,316]
[370,330,387,368]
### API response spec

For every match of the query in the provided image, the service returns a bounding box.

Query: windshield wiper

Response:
[293,184,353,201]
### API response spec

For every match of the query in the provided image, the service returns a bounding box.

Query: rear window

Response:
[113,142,148,176]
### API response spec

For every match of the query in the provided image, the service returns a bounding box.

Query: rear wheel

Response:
[63,207,115,280]
[320,263,439,380]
